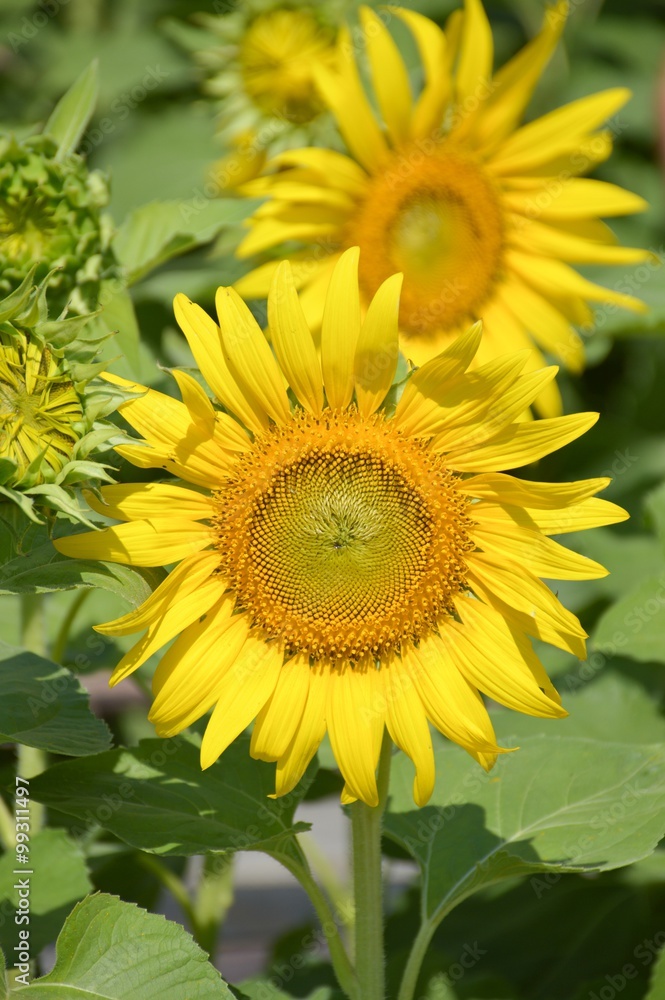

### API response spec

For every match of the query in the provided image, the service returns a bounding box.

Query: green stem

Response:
[397,922,436,1000]
[350,731,392,1000]
[51,589,90,664]
[274,848,359,1000]
[19,595,47,831]
[138,855,204,945]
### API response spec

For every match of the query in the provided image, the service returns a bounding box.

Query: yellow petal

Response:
[507,251,648,314]
[110,574,227,686]
[402,638,499,753]
[470,522,607,580]
[455,0,493,108]
[383,654,435,806]
[216,286,291,425]
[85,483,214,523]
[394,322,482,437]
[459,472,611,508]
[466,551,586,642]
[95,551,222,637]
[473,496,628,535]
[54,518,214,568]
[314,27,389,172]
[275,663,329,798]
[354,272,403,417]
[268,261,324,414]
[327,661,384,806]
[509,216,652,266]
[320,247,361,409]
[200,635,283,769]
[451,597,567,718]
[251,653,311,762]
[393,8,450,139]
[101,373,240,486]
[173,293,266,435]
[497,278,585,374]
[150,599,250,735]
[360,7,412,145]
[491,88,631,173]
[268,148,369,197]
[444,411,598,471]
[472,1,566,147]
[504,178,647,221]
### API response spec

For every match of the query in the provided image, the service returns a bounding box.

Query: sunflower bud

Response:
[0,133,117,317]
[0,272,122,524]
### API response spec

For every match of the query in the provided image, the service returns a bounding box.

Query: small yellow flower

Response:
[235,1,650,416]
[56,249,626,806]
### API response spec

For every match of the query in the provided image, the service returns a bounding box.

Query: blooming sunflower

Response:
[55,249,626,806]
[192,0,351,190]
[235,0,649,416]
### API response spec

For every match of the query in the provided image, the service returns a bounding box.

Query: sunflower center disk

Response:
[351,147,504,339]
[214,412,474,661]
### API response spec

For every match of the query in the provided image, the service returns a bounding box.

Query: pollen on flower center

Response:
[349,146,504,340]
[213,409,475,660]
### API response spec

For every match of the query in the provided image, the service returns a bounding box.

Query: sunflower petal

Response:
[251,653,311,762]
[321,247,361,409]
[354,272,402,417]
[268,261,324,414]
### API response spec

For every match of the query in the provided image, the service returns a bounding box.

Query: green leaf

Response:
[10,893,236,998]
[593,574,665,663]
[96,281,141,378]
[0,512,163,600]
[385,734,665,941]
[29,735,314,857]
[0,642,110,755]
[0,830,91,955]
[493,671,665,745]
[645,480,665,551]
[112,198,261,285]
[43,61,99,160]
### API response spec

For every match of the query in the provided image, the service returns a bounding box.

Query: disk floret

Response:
[213,409,474,660]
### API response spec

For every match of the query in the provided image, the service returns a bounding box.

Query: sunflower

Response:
[234,0,649,416]
[192,1,351,190]
[55,249,626,806]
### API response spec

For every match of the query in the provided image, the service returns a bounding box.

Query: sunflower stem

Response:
[350,730,392,1000]
[272,846,359,1000]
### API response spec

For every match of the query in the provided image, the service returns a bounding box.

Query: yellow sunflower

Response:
[55,249,626,806]
[234,0,649,417]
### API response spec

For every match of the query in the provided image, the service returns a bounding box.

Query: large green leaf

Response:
[385,734,665,942]
[44,61,99,160]
[493,671,665,745]
[113,199,261,285]
[29,735,314,857]
[237,986,339,1000]
[10,893,236,998]
[0,512,163,600]
[0,830,90,954]
[593,575,665,664]
[0,642,110,755]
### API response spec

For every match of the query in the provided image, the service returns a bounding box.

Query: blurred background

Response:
[2,0,665,996]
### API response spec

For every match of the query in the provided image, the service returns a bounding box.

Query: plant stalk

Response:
[350,730,392,1000]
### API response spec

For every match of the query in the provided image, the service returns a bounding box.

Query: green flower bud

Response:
[0,133,117,317]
